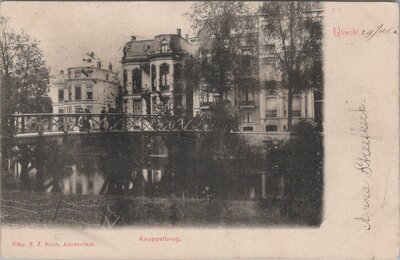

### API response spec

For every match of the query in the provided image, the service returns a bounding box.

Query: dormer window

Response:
[161,40,168,53]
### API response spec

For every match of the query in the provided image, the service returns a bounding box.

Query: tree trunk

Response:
[19,159,30,189]
[287,80,294,132]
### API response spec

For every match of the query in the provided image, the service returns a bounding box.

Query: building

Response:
[257,3,323,132]
[191,4,322,132]
[50,62,119,114]
[121,29,195,116]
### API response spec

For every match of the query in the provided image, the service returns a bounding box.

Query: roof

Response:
[123,34,194,61]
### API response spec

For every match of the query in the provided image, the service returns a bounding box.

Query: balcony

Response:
[239,100,255,107]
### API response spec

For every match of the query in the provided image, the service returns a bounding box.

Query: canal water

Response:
[2,134,284,201]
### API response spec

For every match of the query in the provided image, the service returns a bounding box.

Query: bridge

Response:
[3,113,209,138]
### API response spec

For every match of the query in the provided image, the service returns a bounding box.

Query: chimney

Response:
[176,28,181,37]
[108,63,113,71]
[185,34,189,40]
[97,61,102,68]
[131,36,136,41]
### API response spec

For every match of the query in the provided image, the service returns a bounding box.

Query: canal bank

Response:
[0,190,312,227]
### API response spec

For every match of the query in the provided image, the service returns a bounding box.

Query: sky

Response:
[1,1,194,75]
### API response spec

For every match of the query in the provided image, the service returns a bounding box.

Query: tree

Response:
[186,1,259,100]
[260,2,323,131]
[0,16,51,117]
[266,120,323,225]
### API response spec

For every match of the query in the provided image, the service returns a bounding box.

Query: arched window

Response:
[159,63,169,91]
[160,40,168,53]
[151,64,156,91]
[173,63,183,94]
[132,68,142,93]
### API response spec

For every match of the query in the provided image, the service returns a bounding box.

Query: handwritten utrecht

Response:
[333,24,398,41]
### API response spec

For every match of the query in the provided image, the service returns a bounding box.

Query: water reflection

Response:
[3,134,283,201]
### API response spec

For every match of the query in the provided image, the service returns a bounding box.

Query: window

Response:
[74,70,82,78]
[75,106,83,113]
[151,65,156,91]
[242,48,252,56]
[174,96,183,108]
[68,87,72,101]
[223,38,229,49]
[132,68,142,93]
[174,63,183,93]
[262,57,278,66]
[161,40,168,53]
[266,80,277,90]
[58,90,64,102]
[162,97,170,114]
[75,85,81,100]
[293,96,301,117]
[159,63,169,90]
[58,108,64,114]
[200,92,214,107]
[123,70,127,88]
[241,90,254,105]
[201,51,212,64]
[241,54,252,69]
[86,85,93,100]
[152,96,157,114]
[243,126,254,131]
[265,44,275,54]
[106,72,109,81]
[305,95,308,118]
[266,97,277,118]
[68,71,71,79]
[242,112,253,123]
[266,125,278,132]
[133,100,141,114]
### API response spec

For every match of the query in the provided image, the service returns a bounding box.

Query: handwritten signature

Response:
[350,101,381,230]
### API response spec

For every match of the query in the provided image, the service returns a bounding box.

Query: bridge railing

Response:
[3,113,210,136]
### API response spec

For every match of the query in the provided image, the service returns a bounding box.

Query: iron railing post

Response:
[123,114,127,132]
[180,116,184,130]
[21,116,25,134]
[38,115,43,135]
[64,114,68,134]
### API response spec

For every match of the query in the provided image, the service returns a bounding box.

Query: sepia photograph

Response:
[0,1,325,229]
[0,1,399,259]
[0,1,324,229]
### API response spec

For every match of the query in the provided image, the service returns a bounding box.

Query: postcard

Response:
[0,1,398,259]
